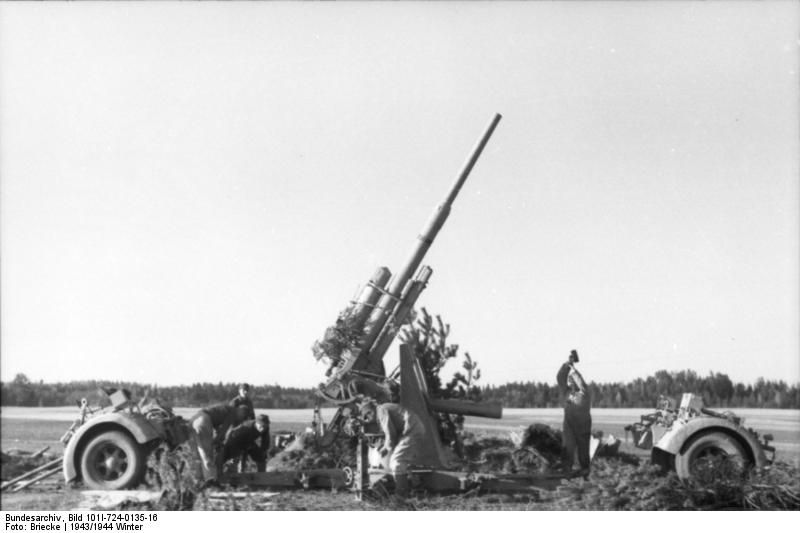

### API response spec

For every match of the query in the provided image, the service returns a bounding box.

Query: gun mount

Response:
[312,114,503,446]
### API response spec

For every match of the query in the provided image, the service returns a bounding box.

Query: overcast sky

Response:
[1,2,798,389]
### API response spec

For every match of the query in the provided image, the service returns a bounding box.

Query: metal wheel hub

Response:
[696,445,727,459]
[95,445,128,480]
[690,444,745,476]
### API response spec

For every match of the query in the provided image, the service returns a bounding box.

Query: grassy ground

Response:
[1,418,67,454]
[4,407,797,461]
[2,409,799,511]
[3,457,799,511]
[1,485,81,511]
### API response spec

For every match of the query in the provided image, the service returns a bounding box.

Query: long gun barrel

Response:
[386,113,503,300]
[316,114,502,404]
[356,113,502,373]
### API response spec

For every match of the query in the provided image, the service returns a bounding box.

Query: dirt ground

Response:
[0,486,553,511]
[0,432,642,511]
[3,408,797,511]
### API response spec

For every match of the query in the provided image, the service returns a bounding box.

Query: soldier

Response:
[557,349,592,478]
[360,400,426,498]
[189,403,250,487]
[229,383,255,421]
[218,414,271,474]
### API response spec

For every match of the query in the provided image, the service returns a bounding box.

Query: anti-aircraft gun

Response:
[312,114,504,462]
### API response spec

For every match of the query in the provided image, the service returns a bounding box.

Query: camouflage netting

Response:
[459,434,546,474]
[144,443,202,511]
[521,423,565,462]
[311,307,366,365]
[261,422,630,477]
[457,424,563,474]
[267,433,358,471]
[456,424,632,474]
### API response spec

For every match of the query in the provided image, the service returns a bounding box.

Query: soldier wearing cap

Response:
[218,414,271,473]
[557,349,592,477]
[229,383,255,421]
[189,403,250,485]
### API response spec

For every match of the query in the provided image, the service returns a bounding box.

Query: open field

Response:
[2,406,798,511]
[3,406,798,462]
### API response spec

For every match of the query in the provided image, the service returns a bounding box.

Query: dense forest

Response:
[0,373,315,409]
[480,370,800,409]
[2,369,798,409]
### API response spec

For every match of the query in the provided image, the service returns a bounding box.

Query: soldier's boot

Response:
[214,455,226,479]
[394,474,410,498]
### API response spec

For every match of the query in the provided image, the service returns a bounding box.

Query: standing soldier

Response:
[189,403,250,487]
[229,383,255,421]
[557,349,592,478]
[218,414,271,473]
[359,400,426,498]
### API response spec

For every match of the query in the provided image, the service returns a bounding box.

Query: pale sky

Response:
[1,2,798,389]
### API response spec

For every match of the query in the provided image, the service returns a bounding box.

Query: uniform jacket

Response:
[557,363,591,410]
[376,403,425,450]
[229,395,255,420]
[201,403,241,441]
[224,420,270,454]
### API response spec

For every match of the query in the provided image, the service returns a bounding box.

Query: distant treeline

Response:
[1,373,315,409]
[480,370,800,409]
[2,370,799,409]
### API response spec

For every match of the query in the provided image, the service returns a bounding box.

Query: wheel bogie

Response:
[79,430,147,490]
[673,429,751,480]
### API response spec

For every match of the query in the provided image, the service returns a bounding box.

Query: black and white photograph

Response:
[1,0,798,521]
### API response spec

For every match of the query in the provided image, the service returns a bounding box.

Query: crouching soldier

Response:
[189,403,250,487]
[360,400,426,498]
[218,414,271,473]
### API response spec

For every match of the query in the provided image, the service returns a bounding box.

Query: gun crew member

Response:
[556,349,592,478]
[360,400,426,498]
[189,403,250,486]
[218,414,271,473]
[229,382,255,421]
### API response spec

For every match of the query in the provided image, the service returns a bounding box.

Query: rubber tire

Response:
[674,431,747,480]
[80,430,145,490]
[342,466,355,488]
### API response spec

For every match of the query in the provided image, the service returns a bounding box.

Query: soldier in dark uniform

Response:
[229,383,255,421]
[218,414,271,473]
[557,349,592,478]
[189,403,250,484]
